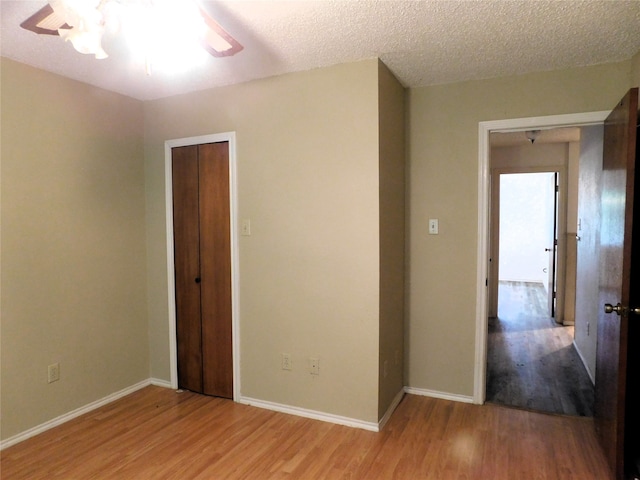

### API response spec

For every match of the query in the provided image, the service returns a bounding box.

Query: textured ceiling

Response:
[1,0,640,101]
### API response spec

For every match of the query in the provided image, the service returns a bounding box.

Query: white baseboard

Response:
[573,340,595,385]
[0,378,173,450]
[2,380,473,450]
[404,386,474,404]
[149,377,173,389]
[378,388,405,430]
[237,396,380,432]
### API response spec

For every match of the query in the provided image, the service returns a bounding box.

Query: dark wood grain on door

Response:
[199,142,233,399]
[595,88,638,480]
[172,145,203,393]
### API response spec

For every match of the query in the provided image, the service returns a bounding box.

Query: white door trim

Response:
[474,112,609,404]
[164,132,240,400]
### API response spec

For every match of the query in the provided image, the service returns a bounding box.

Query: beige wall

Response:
[377,61,406,418]
[3,48,638,441]
[145,60,383,423]
[491,143,569,169]
[0,58,148,440]
[632,49,640,86]
[406,61,631,396]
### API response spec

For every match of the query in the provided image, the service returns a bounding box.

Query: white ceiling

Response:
[1,0,640,101]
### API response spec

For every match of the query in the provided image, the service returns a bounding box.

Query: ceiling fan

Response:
[20,1,243,61]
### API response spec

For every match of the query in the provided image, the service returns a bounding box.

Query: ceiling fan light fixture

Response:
[50,0,110,58]
[58,25,108,59]
[525,130,541,144]
[20,0,244,66]
[35,9,68,32]
[20,3,68,35]
[49,0,103,29]
[203,28,233,54]
[198,7,243,57]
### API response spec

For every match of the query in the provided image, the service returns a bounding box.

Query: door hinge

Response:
[486,278,488,287]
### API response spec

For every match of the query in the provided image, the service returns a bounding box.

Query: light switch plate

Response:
[429,219,439,235]
[241,219,251,236]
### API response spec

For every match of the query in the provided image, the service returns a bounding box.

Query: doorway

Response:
[473,111,609,404]
[490,170,560,320]
[486,160,594,415]
[501,172,557,317]
[164,132,240,400]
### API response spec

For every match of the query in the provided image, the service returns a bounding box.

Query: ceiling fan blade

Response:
[198,6,243,58]
[20,4,68,36]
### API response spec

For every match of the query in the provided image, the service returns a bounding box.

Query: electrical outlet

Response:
[309,357,319,375]
[48,363,60,383]
[282,353,292,370]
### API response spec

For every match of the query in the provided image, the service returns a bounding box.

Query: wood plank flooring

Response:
[486,281,594,416]
[1,386,612,479]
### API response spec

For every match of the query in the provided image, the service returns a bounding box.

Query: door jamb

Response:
[164,132,240,400]
[474,112,608,404]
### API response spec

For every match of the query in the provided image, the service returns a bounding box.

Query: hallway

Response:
[486,281,594,416]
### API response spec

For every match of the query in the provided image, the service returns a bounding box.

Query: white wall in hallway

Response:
[499,172,556,285]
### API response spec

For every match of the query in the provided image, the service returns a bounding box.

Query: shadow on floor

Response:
[486,281,594,416]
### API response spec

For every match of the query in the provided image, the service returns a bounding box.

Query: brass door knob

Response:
[604,303,640,315]
[604,303,623,315]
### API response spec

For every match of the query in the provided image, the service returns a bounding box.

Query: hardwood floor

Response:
[1,385,612,479]
[486,281,594,416]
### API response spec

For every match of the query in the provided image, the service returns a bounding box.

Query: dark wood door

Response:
[198,142,233,398]
[172,142,233,399]
[595,88,639,480]
[172,145,202,393]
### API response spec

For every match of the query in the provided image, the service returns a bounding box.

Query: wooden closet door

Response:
[199,142,233,399]
[172,142,233,399]
[172,145,203,393]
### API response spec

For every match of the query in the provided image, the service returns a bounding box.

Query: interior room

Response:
[2,1,640,478]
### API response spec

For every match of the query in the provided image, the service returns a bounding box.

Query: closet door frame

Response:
[164,132,240,400]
